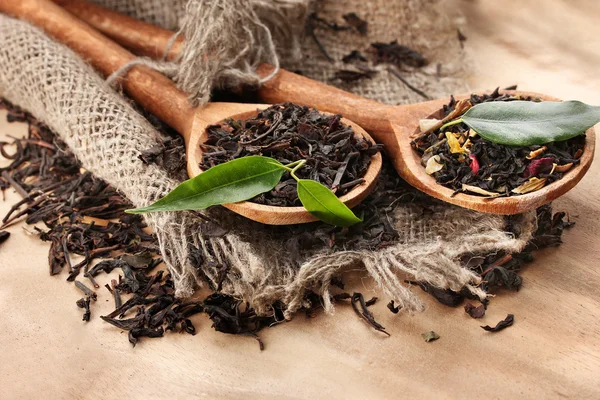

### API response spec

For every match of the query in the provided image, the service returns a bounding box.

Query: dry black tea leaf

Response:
[342,50,367,63]
[408,281,464,307]
[369,40,427,68]
[0,230,9,246]
[457,29,467,48]
[351,292,389,336]
[342,12,368,35]
[387,300,401,314]
[484,266,522,291]
[481,314,514,332]
[422,331,440,342]
[464,303,486,319]
[76,297,91,322]
[129,327,164,347]
[333,69,377,83]
[121,252,155,269]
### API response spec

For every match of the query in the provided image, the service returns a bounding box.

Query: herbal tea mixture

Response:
[0,99,575,347]
[201,102,381,206]
[412,89,587,197]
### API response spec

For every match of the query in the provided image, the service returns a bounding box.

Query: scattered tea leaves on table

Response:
[464,303,486,319]
[422,331,440,342]
[0,98,578,345]
[481,314,515,332]
[127,156,286,214]
[460,100,600,146]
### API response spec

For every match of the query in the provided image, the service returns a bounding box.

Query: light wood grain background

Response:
[1,0,599,398]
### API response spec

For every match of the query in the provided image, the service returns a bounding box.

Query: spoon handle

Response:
[0,0,195,136]
[53,0,397,137]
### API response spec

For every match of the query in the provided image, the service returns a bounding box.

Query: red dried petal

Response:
[525,157,554,178]
[469,154,480,175]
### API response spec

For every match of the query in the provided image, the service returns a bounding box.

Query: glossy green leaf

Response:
[296,179,362,227]
[127,156,285,214]
[462,100,600,146]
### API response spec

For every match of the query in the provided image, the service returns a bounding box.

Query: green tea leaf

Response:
[296,179,362,227]
[127,156,285,214]
[462,100,600,146]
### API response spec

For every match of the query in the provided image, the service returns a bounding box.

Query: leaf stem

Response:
[290,160,306,181]
[270,159,307,180]
[439,118,464,131]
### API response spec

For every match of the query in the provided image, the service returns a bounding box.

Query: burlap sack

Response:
[0,0,537,317]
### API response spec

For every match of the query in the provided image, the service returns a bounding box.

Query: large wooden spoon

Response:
[14,0,599,215]
[0,0,382,225]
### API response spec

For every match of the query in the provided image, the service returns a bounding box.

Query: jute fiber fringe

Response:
[0,0,537,317]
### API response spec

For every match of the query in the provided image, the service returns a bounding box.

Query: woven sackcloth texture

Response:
[0,0,537,318]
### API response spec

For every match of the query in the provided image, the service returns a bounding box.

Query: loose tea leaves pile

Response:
[201,102,381,207]
[0,98,574,346]
[412,89,586,197]
[0,99,287,348]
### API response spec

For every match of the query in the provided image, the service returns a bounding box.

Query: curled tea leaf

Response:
[464,303,486,319]
[481,314,514,332]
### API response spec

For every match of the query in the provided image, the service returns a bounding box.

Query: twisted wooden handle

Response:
[0,0,195,136]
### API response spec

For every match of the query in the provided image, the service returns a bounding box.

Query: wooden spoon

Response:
[21,0,600,215]
[50,0,597,215]
[0,0,382,225]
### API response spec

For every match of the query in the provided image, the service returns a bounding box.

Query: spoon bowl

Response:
[390,92,595,214]
[187,104,382,224]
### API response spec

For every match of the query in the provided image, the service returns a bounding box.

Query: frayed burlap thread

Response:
[0,0,537,318]
[94,0,309,106]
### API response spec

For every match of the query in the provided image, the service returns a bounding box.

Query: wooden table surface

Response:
[1,0,599,398]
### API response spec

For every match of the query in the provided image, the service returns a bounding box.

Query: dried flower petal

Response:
[469,154,480,174]
[525,157,554,178]
[462,184,502,198]
[511,177,547,194]
[526,146,547,160]
[554,163,574,173]
[425,155,444,175]
[446,132,469,154]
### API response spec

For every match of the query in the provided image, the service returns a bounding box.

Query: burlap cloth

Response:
[0,0,536,317]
